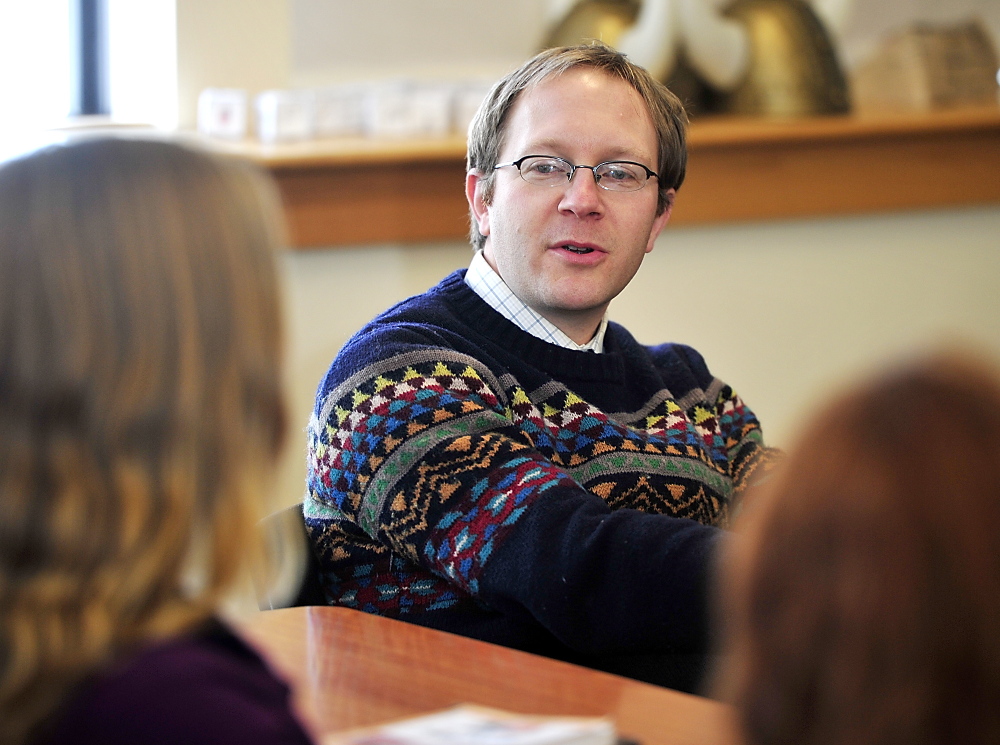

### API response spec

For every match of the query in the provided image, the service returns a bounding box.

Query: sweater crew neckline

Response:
[437,270,626,383]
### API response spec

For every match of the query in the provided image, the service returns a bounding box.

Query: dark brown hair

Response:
[718,350,1000,745]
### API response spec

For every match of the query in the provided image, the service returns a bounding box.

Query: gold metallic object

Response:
[542,0,850,117]
[722,0,849,116]
[543,0,640,48]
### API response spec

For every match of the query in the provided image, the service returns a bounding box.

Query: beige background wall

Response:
[173,0,1000,508]
[274,206,1000,508]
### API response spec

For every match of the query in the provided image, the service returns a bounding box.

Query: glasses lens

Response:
[518,157,572,185]
[595,162,647,191]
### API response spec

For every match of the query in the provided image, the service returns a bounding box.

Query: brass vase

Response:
[542,0,850,117]
[721,0,849,116]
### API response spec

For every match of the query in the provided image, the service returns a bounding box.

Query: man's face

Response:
[467,68,674,343]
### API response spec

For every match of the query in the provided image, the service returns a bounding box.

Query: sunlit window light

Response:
[107,0,177,130]
[0,1,73,154]
[0,0,177,163]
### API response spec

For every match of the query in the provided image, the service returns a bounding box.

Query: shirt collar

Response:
[465,250,608,353]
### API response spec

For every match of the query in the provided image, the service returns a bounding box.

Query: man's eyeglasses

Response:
[494,155,659,193]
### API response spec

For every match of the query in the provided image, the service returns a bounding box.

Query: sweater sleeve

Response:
[479,486,720,653]
[670,343,783,522]
[306,333,720,655]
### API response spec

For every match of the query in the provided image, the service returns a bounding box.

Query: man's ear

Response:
[466,170,491,238]
[645,189,675,253]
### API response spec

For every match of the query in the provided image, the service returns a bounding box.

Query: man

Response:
[304,43,776,692]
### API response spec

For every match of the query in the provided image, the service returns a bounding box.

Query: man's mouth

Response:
[556,241,605,255]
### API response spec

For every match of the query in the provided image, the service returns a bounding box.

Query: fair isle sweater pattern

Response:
[305,271,772,623]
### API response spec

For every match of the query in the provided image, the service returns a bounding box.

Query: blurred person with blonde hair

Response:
[0,137,314,744]
[717,350,1000,745]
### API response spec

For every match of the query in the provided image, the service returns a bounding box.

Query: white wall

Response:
[618,205,1000,443]
[176,0,290,129]
[289,0,549,86]
[273,205,1000,508]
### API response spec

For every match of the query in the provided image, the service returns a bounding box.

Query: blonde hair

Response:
[0,137,288,743]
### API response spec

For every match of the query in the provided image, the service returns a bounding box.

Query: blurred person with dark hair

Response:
[0,138,315,744]
[717,350,1000,745]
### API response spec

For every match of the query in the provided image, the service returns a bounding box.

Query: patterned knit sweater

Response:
[305,270,775,660]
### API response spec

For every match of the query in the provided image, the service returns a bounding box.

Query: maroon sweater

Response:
[38,619,314,745]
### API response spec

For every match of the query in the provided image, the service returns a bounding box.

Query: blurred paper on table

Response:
[324,705,618,745]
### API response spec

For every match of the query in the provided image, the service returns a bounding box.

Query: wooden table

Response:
[238,606,739,745]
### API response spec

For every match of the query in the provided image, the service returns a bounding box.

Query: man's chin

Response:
[542,290,616,317]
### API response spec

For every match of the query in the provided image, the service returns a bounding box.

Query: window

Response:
[106,0,177,129]
[0,0,176,161]
[0,1,73,147]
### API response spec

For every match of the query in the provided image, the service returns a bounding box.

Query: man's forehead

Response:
[517,67,634,107]
[499,68,657,158]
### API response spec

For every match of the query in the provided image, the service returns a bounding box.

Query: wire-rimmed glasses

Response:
[494,155,659,192]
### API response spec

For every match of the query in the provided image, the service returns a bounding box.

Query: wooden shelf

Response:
[222,106,1000,248]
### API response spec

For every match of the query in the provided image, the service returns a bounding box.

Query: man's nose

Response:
[558,166,604,217]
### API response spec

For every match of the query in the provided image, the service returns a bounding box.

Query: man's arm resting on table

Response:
[476,485,721,655]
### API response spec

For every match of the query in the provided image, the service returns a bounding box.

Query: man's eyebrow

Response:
[522,139,652,162]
